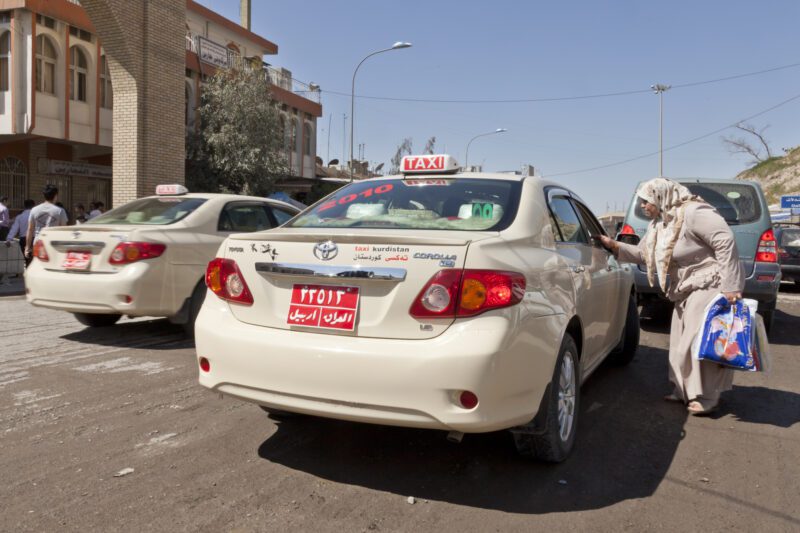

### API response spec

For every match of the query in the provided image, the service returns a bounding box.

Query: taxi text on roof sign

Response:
[156,184,189,196]
[401,154,460,174]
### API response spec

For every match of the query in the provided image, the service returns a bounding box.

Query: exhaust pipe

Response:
[447,431,464,443]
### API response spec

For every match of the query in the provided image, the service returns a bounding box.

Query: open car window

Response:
[86,197,207,225]
[289,178,521,231]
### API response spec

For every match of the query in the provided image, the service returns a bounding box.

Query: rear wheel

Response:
[182,280,207,337]
[759,308,774,335]
[73,313,121,328]
[513,334,580,462]
[607,293,640,366]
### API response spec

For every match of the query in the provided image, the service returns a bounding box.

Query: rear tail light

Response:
[410,269,525,318]
[620,224,635,235]
[33,240,49,262]
[755,229,778,263]
[109,242,166,265]
[206,258,254,305]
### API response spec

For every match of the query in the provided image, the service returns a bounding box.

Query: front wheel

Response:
[513,334,580,462]
[607,293,640,366]
[73,313,121,328]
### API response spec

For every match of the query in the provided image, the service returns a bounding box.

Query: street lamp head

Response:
[496,128,508,133]
[392,42,413,49]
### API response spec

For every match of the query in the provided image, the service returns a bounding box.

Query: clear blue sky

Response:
[199,0,800,214]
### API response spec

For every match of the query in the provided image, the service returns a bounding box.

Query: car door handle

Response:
[571,265,585,273]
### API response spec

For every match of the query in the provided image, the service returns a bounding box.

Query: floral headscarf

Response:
[637,178,705,289]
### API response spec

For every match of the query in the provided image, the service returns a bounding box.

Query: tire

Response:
[759,308,774,335]
[513,334,580,463]
[182,280,207,337]
[73,313,121,328]
[607,293,640,366]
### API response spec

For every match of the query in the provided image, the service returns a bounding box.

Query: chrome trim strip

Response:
[50,241,107,251]
[255,262,407,281]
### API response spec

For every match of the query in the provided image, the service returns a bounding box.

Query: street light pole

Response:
[464,128,507,169]
[651,83,671,177]
[350,42,412,182]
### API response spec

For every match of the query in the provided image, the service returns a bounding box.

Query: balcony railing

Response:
[186,33,320,104]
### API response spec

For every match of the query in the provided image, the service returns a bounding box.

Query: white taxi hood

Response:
[219,228,495,340]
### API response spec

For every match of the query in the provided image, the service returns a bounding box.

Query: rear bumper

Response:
[24,259,178,316]
[630,262,781,306]
[195,295,563,433]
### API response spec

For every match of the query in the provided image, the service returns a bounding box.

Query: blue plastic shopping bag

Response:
[693,295,758,371]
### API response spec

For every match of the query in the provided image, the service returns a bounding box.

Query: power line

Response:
[321,60,800,104]
[544,90,800,178]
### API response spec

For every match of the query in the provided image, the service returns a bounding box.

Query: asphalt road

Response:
[1,287,799,532]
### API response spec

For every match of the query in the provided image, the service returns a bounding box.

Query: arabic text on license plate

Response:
[287,284,359,331]
[63,251,91,270]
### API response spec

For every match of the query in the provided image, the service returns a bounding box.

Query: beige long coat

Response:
[617,202,745,403]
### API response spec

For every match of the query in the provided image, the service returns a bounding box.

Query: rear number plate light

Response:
[62,251,91,270]
[287,284,360,331]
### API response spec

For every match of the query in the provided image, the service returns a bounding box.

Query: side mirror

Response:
[616,233,640,246]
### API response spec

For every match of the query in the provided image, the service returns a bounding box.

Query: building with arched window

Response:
[0,0,321,217]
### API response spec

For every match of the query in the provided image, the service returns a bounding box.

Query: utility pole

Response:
[651,83,671,176]
[342,113,347,168]
[326,113,332,165]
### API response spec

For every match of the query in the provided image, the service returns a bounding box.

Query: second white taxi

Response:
[26,185,300,333]
[195,155,639,461]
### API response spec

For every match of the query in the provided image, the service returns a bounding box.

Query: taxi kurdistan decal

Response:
[195,154,639,462]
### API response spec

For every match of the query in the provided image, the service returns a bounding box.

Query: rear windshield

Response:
[86,197,207,225]
[780,228,800,247]
[289,178,522,231]
[634,182,762,225]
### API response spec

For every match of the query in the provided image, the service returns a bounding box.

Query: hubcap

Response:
[557,351,576,442]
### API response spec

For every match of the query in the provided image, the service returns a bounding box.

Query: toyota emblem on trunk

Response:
[313,241,338,261]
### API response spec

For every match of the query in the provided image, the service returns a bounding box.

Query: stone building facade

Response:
[0,0,322,218]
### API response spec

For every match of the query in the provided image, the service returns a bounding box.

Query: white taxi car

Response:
[25,185,300,333]
[195,156,639,461]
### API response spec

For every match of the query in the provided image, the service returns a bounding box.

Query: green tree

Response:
[186,67,288,196]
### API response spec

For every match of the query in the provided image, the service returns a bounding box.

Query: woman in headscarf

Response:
[599,178,744,415]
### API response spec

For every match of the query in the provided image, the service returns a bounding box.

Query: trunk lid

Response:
[223,229,486,340]
[38,225,162,273]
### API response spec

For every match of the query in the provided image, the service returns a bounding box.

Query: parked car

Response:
[617,178,780,330]
[25,185,300,333]
[775,222,800,285]
[195,154,639,462]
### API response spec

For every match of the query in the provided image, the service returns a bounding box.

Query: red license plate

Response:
[287,284,359,331]
[62,251,92,270]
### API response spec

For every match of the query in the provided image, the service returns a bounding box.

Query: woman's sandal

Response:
[687,400,718,416]
[663,393,683,403]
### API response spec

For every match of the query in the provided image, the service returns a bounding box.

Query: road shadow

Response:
[61,318,193,350]
[257,344,688,514]
[715,385,800,428]
[769,307,800,347]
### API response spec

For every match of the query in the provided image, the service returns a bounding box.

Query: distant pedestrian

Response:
[0,195,9,240]
[5,199,34,267]
[74,203,88,224]
[24,185,68,260]
[88,201,104,220]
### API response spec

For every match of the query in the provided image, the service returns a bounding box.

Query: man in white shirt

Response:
[0,195,9,240]
[25,185,68,260]
[5,199,34,266]
[87,201,104,220]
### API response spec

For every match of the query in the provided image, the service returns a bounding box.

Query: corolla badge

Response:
[72,231,81,239]
[313,240,338,261]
